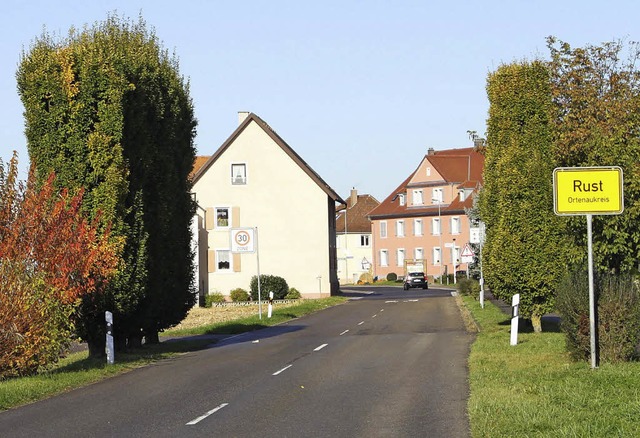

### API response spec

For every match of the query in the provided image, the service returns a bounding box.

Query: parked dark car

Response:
[403,272,428,290]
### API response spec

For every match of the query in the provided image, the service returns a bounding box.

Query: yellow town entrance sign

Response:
[553,166,624,216]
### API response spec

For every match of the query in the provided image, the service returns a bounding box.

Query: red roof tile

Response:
[368,147,484,219]
[336,193,380,233]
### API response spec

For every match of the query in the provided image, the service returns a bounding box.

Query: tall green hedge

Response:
[479,61,569,332]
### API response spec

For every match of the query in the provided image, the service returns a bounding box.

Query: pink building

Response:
[368,147,484,281]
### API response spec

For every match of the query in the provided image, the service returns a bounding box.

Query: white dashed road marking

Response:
[186,403,229,425]
[314,343,328,352]
[273,365,292,376]
[340,330,349,336]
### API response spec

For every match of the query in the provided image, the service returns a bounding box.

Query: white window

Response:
[413,189,423,206]
[216,250,231,271]
[396,220,405,237]
[414,219,423,236]
[451,216,461,234]
[432,188,443,203]
[360,235,370,247]
[415,247,423,261]
[451,246,460,264]
[459,189,465,201]
[231,163,247,185]
[380,221,387,238]
[397,249,405,267]
[215,207,230,228]
[432,218,441,236]
[380,249,389,267]
[426,167,431,177]
[398,193,405,206]
[433,247,441,265]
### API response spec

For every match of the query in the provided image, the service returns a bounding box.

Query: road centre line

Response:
[339,329,349,336]
[385,300,398,303]
[372,314,377,318]
[273,365,293,376]
[186,403,229,425]
[314,343,328,351]
[358,321,364,325]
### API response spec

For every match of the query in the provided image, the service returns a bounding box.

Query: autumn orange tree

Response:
[0,153,118,378]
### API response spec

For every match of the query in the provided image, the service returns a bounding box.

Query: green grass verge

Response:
[0,297,346,411]
[163,296,346,336]
[464,296,640,437]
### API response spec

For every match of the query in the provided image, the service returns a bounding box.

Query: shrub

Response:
[359,273,374,284]
[204,292,226,307]
[250,275,289,301]
[557,270,640,363]
[386,272,398,281]
[230,288,250,302]
[458,278,481,299]
[285,287,301,299]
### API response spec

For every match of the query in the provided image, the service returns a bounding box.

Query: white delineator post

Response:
[510,294,520,346]
[105,311,114,364]
[268,291,274,318]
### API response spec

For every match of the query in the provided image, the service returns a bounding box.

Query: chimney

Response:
[427,147,435,155]
[238,111,250,125]
[350,188,358,207]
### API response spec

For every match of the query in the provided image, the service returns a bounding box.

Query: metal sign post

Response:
[553,166,624,369]
[230,227,261,319]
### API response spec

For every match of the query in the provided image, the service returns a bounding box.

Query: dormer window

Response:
[398,194,405,206]
[231,163,246,185]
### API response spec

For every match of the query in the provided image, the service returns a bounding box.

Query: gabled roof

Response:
[336,194,380,233]
[192,113,346,205]
[190,155,210,180]
[368,147,484,219]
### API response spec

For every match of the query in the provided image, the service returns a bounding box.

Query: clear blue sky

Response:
[1,0,638,201]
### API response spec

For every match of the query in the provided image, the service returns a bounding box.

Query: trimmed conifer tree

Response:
[479,60,569,332]
[17,14,197,355]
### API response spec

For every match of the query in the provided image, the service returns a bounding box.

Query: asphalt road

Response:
[0,286,473,438]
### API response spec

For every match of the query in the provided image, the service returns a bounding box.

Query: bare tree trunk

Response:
[531,314,542,333]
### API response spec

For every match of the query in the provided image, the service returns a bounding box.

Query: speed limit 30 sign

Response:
[230,228,255,253]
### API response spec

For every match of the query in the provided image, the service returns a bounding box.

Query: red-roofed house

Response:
[368,147,484,281]
[335,189,380,284]
[190,112,345,300]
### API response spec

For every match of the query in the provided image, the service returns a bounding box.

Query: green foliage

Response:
[457,278,480,299]
[480,60,569,331]
[17,14,197,354]
[285,288,301,299]
[557,270,640,363]
[547,37,640,275]
[386,272,398,281]
[229,288,250,302]
[249,275,289,301]
[204,293,226,307]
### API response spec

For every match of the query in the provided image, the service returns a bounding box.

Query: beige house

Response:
[335,189,380,284]
[190,112,345,300]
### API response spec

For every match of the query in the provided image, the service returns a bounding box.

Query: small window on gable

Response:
[231,163,247,185]
[426,167,431,177]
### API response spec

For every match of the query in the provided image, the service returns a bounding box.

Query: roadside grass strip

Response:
[463,296,640,437]
[0,297,346,411]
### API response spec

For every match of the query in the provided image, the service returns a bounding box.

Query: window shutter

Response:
[205,208,215,230]
[233,253,241,272]
[208,250,216,272]
[232,206,240,227]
